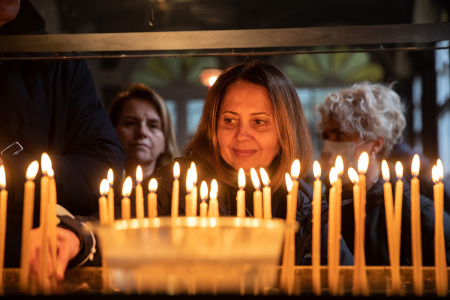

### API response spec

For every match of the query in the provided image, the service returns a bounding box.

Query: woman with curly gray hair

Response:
[314,81,450,267]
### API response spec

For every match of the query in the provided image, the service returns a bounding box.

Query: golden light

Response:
[285,173,293,193]
[411,154,420,177]
[357,151,369,174]
[313,160,321,179]
[41,152,51,175]
[335,155,344,177]
[136,165,143,183]
[0,165,5,189]
[100,178,109,196]
[200,68,222,87]
[190,162,197,185]
[210,179,218,199]
[26,161,39,181]
[250,168,261,190]
[186,168,194,193]
[329,167,337,186]
[432,165,439,184]
[149,178,158,192]
[122,176,132,197]
[48,168,54,178]
[173,161,180,179]
[238,168,245,189]
[348,167,359,184]
[381,159,390,182]
[290,159,301,180]
[395,161,403,179]
[260,168,270,186]
[200,181,208,201]
[437,159,444,181]
[107,168,114,185]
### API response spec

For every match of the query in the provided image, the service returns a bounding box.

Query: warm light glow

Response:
[26,161,39,180]
[250,168,261,190]
[100,179,109,196]
[357,152,369,174]
[313,160,321,179]
[285,173,293,192]
[200,68,222,87]
[0,165,5,189]
[381,159,390,182]
[260,168,270,186]
[335,155,344,177]
[186,168,194,193]
[210,179,218,199]
[190,162,197,185]
[437,159,444,181]
[395,161,403,179]
[136,165,143,183]
[41,152,51,175]
[122,176,132,197]
[348,167,359,184]
[107,168,114,185]
[238,168,245,189]
[411,154,420,177]
[149,178,158,192]
[432,165,439,184]
[329,167,337,185]
[174,161,180,179]
[200,180,208,201]
[48,168,54,177]
[290,159,301,180]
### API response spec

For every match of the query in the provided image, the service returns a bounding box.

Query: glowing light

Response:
[250,168,261,190]
[100,179,109,196]
[149,178,158,192]
[313,160,321,179]
[290,159,301,180]
[381,160,390,181]
[358,152,369,174]
[122,176,132,197]
[26,161,39,180]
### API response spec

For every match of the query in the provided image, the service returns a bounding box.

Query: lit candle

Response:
[250,168,262,219]
[135,166,144,219]
[200,181,208,217]
[185,168,193,217]
[99,179,109,224]
[381,160,400,294]
[208,179,219,218]
[38,153,51,293]
[47,168,57,291]
[190,162,198,216]
[171,162,180,218]
[289,159,300,224]
[312,161,322,295]
[0,165,7,295]
[348,167,360,294]
[281,173,295,295]
[394,161,403,268]
[20,161,39,293]
[148,178,158,218]
[334,156,343,275]
[432,160,447,296]
[411,154,423,296]
[107,169,114,223]
[236,168,245,218]
[327,167,338,295]
[121,176,132,219]
[260,168,272,219]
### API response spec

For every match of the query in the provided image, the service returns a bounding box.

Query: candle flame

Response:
[186,168,193,192]
[122,176,132,197]
[136,165,143,183]
[26,161,39,180]
[357,152,369,174]
[329,167,337,185]
[41,152,51,175]
[411,154,420,177]
[107,168,114,185]
[250,168,261,190]
[285,172,293,192]
[200,180,208,201]
[348,167,359,184]
[190,162,197,184]
[432,165,439,184]
[0,165,5,189]
[437,159,444,181]
[395,161,403,179]
[335,155,344,176]
[173,161,180,179]
[100,178,109,196]
[210,179,218,199]
[313,160,321,179]
[381,159,390,181]
[48,168,54,178]
[149,178,158,192]
[290,159,300,180]
[260,168,270,186]
[238,168,245,189]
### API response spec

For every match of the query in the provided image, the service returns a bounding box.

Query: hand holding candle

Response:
[148,178,158,218]
[250,168,262,218]
[237,168,245,218]
[171,162,180,218]
[135,166,144,219]
[121,176,132,219]
[200,181,208,217]
[260,168,272,219]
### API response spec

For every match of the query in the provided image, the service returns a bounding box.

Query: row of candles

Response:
[0,151,446,295]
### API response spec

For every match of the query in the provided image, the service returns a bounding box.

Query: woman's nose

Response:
[236,123,252,141]
[137,124,149,137]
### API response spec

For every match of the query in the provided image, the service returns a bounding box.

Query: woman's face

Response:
[217,81,280,173]
[0,0,20,26]
[115,98,166,173]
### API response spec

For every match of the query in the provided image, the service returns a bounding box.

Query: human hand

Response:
[29,226,81,286]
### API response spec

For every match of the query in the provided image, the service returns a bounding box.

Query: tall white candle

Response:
[237,168,245,218]
[200,181,208,217]
[107,169,114,223]
[260,168,272,219]
[121,176,132,220]
[148,178,158,218]
[312,161,322,295]
[135,166,144,219]
[411,154,423,296]
[250,168,262,218]
[208,179,219,217]
[190,162,198,216]
[171,162,180,218]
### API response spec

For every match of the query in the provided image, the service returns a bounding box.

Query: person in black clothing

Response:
[0,0,126,283]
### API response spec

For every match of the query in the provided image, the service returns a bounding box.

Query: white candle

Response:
[411,154,423,296]
[200,181,208,217]
[185,168,193,217]
[171,162,180,218]
[48,168,57,291]
[289,159,300,224]
[260,168,272,219]
[107,169,114,223]
[121,176,132,220]
[208,179,219,217]
[348,167,361,295]
[38,153,51,293]
[312,161,322,295]
[190,162,198,216]
[99,179,109,224]
[148,178,158,218]
[327,167,338,295]
[237,168,245,218]
[250,168,262,219]
[135,166,144,219]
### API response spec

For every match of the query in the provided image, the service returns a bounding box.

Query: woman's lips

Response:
[233,149,256,158]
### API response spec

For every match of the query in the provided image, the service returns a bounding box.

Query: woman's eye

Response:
[224,118,236,124]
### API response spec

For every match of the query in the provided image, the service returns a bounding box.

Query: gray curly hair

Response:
[315,81,406,157]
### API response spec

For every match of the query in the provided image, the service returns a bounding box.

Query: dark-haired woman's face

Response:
[217,81,280,173]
